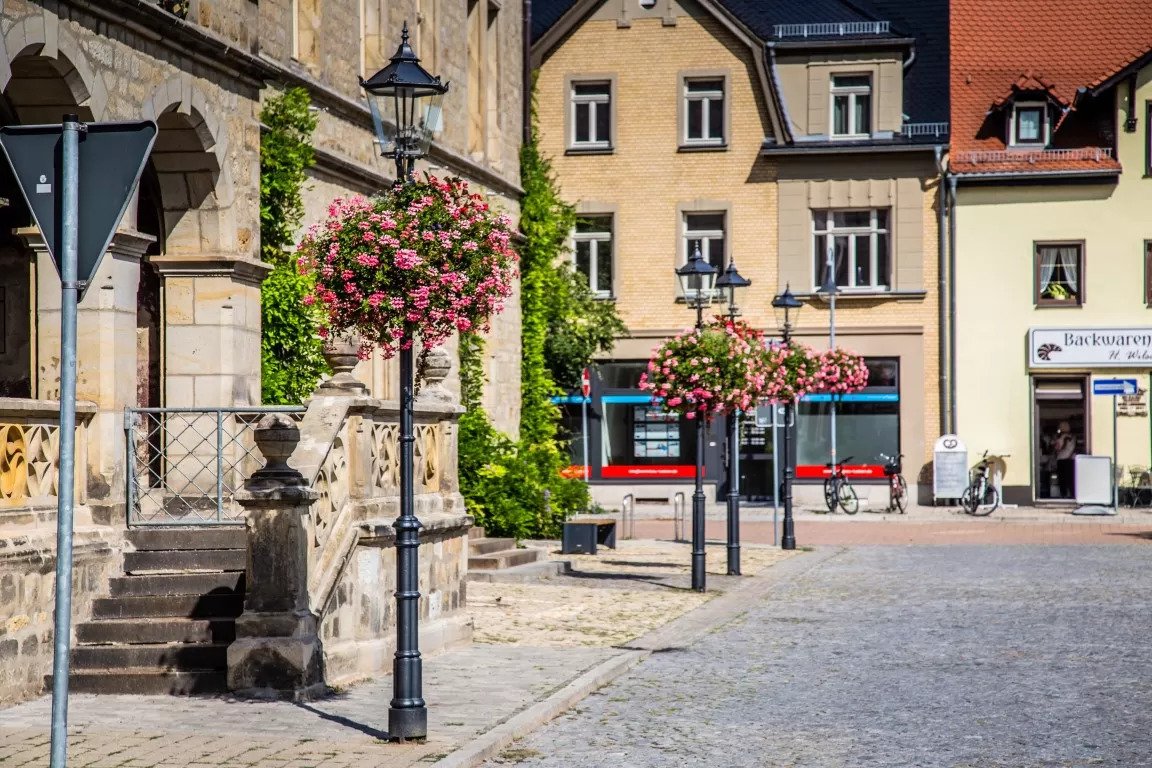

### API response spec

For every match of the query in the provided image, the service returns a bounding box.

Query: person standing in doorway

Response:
[1053,421,1077,499]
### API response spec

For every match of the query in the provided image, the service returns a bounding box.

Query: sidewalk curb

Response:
[432,546,841,768]
[430,650,644,768]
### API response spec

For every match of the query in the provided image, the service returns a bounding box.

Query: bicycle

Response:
[880,453,908,513]
[961,450,1000,516]
[822,456,860,515]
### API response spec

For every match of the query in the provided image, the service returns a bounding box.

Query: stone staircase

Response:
[64,527,247,695]
[466,527,569,582]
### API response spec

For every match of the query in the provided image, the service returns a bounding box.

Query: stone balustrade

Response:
[227,346,472,699]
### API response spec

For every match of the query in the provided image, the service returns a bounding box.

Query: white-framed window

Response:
[812,209,890,290]
[571,81,612,149]
[1010,102,1049,146]
[830,74,872,138]
[574,215,614,298]
[684,78,725,145]
[683,212,726,298]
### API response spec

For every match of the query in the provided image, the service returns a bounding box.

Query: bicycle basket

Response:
[882,459,901,476]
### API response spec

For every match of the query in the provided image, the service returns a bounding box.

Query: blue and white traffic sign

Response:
[1092,378,1139,396]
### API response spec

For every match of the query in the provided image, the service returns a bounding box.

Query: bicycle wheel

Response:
[970,486,998,516]
[894,475,909,514]
[837,482,859,514]
[961,483,980,515]
[822,478,838,513]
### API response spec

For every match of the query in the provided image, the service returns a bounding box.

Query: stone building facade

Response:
[0,0,523,705]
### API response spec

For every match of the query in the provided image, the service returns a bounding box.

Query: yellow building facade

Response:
[953,66,1152,504]
[533,0,945,505]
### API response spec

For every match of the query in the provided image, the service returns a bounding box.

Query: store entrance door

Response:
[740,419,775,501]
[1033,377,1088,501]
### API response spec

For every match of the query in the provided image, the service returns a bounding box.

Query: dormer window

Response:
[1011,102,1049,146]
[831,74,872,138]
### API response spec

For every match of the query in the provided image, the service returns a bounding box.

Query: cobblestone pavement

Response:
[484,545,1152,768]
[0,645,617,768]
[469,541,793,646]
[632,517,1152,546]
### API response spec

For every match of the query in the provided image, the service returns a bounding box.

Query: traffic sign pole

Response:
[49,114,82,768]
[581,369,590,483]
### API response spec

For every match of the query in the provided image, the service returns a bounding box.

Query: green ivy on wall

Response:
[259,86,329,404]
[456,99,626,539]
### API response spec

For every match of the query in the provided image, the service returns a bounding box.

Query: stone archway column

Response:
[150,255,270,409]
[20,227,156,524]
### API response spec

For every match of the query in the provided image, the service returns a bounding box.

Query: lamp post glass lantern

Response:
[771,286,803,551]
[361,23,449,742]
[714,261,750,576]
[362,22,448,180]
[675,246,717,592]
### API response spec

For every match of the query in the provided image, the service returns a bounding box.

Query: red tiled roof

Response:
[951,0,1152,174]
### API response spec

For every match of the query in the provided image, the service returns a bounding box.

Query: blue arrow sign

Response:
[1092,378,1138,396]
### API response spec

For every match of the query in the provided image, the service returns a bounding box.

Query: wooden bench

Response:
[561,517,617,554]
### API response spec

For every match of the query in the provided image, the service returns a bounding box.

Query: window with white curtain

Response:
[1035,243,1083,305]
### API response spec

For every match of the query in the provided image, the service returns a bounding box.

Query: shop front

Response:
[1026,327,1152,502]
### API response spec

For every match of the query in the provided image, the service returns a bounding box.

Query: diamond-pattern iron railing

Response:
[125,406,306,526]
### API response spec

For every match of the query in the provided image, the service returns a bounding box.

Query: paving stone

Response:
[483,544,1152,767]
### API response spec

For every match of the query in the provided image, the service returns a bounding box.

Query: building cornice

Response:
[762,141,943,157]
[71,0,523,199]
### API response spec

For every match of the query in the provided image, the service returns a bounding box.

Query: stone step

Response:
[123,549,247,574]
[468,526,487,539]
[466,559,571,584]
[76,618,236,646]
[92,593,244,620]
[110,571,244,597]
[468,537,516,555]
[467,547,542,571]
[126,527,247,552]
[72,642,229,671]
[60,669,229,696]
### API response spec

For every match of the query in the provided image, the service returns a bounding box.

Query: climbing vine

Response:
[456,96,625,537]
[259,86,328,404]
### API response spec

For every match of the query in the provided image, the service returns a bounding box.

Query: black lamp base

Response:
[388,706,428,742]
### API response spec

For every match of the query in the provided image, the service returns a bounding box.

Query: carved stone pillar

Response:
[22,228,155,519]
[227,413,324,700]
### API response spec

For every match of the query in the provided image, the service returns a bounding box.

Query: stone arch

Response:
[0,14,108,122]
[142,80,236,254]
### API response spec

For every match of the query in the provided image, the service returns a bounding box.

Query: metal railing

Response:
[902,122,950,138]
[125,406,306,526]
[621,494,635,540]
[672,491,687,543]
[774,21,890,38]
[954,147,1114,165]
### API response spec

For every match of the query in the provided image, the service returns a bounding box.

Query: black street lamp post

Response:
[675,246,718,592]
[771,285,802,551]
[361,24,448,742]
[714,261,750,576]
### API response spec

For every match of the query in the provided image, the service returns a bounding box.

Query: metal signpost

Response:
[581,368,591,482]
[1092,378,1139,510]
[0,117,157,768]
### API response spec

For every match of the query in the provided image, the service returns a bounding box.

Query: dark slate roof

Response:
[852,0,950,124]
[531,0,949,133]
[532,0,579,42]
[713,0,881,39]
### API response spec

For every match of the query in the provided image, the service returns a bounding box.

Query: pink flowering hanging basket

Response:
[811,347,870,395]
[296,174,518,359]
[640,319,769,421]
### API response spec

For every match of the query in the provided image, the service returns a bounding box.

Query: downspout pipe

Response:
[948,174,959,435]
[903,44,917,72]
[935,146,948,437]
[523,0,533,146]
